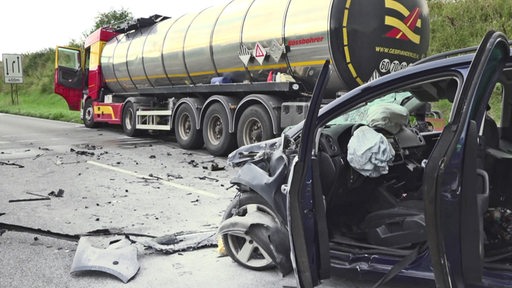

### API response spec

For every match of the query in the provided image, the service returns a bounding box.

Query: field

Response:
[0,91,80,123]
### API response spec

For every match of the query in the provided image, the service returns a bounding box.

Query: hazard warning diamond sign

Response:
[253,42,267,65]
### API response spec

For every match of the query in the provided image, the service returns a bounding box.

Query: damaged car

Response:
[218,31,512,287]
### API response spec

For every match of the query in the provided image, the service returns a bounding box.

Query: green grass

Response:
[0,92,81,123]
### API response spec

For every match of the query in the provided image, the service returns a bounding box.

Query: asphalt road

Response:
[0,113,435,288]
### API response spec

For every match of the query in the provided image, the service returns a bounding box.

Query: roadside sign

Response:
[3,54,23,84]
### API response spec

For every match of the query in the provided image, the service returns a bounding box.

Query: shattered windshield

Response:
[327,92,412,125]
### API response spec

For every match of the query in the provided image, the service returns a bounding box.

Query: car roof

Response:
[284,52,477,139]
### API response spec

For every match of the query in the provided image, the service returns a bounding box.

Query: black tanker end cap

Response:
[330,0,430,89]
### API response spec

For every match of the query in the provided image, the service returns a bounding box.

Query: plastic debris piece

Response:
[70,237,140,283]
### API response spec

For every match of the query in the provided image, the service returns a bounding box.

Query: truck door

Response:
[54,47,83,111]
[423,31,509,287]
[286,61,331,288]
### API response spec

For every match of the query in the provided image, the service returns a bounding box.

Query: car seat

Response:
[349,103,427,247]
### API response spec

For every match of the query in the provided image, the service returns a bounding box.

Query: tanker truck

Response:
[54,0,430,156]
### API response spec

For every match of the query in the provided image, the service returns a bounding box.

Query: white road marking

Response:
[87,160,220,199]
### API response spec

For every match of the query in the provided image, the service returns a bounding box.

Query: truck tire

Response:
[237,104,274,148]
[122,102,140,137]
[202,103,236,156]
[174,104,203,149]
[221,191,277,271]
[83,99,98,128]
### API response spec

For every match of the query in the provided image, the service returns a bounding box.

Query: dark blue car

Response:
[219,31,512,287]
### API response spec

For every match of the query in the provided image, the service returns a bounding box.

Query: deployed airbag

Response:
[347,126,395,177]
[367,103,409,134]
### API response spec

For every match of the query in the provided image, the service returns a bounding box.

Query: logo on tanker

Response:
[384,0,422,44]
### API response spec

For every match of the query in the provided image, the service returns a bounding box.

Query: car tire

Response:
[221,191,278,271]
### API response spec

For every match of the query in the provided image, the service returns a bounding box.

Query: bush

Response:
[428,0,512,54]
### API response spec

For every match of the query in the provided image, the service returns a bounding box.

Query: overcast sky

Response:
[1,0,228,56]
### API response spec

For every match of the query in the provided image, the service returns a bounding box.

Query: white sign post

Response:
[2,54,23,104]
[3,54,23,84]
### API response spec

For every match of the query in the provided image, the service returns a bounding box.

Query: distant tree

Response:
[81,8,134,40]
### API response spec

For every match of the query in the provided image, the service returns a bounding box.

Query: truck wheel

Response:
[237,104,274,148]
[83,99,97,128]
[221,192,277,271]
[202,103,236,156]
[174,104,203,149]
[122,102,140,137]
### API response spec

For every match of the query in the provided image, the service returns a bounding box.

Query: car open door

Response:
[423,31,510,287]
[54,46,83,111]
[286,61,331,287]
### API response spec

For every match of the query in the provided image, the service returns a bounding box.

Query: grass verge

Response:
[0,92,81,123]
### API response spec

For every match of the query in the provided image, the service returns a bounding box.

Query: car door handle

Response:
[476,168,489,197]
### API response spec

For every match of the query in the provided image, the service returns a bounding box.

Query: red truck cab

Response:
[54,28,118,124]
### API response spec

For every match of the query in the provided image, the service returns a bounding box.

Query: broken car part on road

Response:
[0,221,219,283]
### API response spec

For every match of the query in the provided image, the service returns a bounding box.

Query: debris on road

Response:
[71,237,140,283]
[48,189,65,198]
[32,154,43,160]
[166,173,183,179]
[9,197,50,203]
[202,161,225,171]
[138,230,217,254]
[76,144,102,150]
[0,161,24,168]
[184,159,199,167]
[70,148,95,156]
[195,176,219,182]
[147,173,163,180]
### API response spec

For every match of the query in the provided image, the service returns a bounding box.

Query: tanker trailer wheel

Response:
[202,103,236,156]
[174,104,203,149]
[83,99,98,128]
[237,104,273,148]
[221,191,277,271]
[122,102,141,137]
